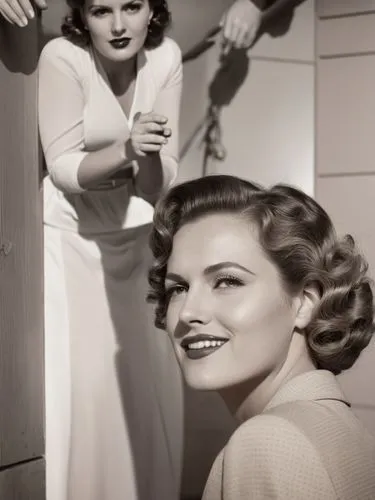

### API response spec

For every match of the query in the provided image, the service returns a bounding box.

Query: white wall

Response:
[203,0,315,196]
[315,0,375,437]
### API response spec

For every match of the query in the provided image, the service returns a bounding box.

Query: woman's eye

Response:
[215,276,243,289]
[165,284,187,299]
[125,3,142,12]
[92,8,108,16]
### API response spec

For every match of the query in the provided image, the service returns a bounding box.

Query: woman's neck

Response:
[219,334,316,422]
[96,49,137,86]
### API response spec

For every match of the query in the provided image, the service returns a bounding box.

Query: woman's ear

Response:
[294,285,320,330]
[148,8,154,24]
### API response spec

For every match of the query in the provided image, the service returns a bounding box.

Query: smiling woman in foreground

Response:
[147,174,375,499]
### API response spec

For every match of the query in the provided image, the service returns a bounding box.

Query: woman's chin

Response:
[103,48,136,63]
[93,41,144,65]
[183,367,226,392]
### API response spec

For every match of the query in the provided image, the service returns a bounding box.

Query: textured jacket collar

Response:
[264,370,350,412]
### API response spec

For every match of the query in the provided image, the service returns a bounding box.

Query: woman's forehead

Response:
[168,215,262,268]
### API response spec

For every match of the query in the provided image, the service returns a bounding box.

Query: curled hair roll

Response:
[146,0,171,49]
[305,235,375,374]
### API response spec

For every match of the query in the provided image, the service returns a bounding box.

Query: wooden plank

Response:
[316,56,375,176]
[0,19,44,466]
[316,176,375,283]
[318,14,375,56]
[0,459,45,500]
[317,0,375,17]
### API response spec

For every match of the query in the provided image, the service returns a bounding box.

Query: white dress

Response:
[38,36,183,500]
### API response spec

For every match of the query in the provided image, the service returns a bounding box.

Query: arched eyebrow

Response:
[89,0,144,8]
[165,261,255,283]
[123,0,145,6]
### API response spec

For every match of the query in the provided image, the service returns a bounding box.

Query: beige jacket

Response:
[202,370,375,499]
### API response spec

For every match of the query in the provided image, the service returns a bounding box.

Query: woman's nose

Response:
[111,13,126,36]
[178,292,212,326]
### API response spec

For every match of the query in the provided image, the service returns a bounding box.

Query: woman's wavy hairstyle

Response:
[147,174,375,375]
[61,0,171,49]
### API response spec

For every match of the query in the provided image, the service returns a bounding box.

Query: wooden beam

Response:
[0,17,44,467]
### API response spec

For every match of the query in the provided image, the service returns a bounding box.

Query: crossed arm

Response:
[38,39,182,203]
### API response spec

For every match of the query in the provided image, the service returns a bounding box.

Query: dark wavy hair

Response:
[147,174,375,375]
[61,0,171,49]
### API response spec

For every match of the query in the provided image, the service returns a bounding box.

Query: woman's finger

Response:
[34,0,47,9]
[17,0,35,18]
[221,39,233,56]
[1,0,27,25]
[224,16,241,45]
[0,9,14,23]
[142,122,165,134]
[137,133,167,145]
[139,143,164,153]
[7,0,29,24]
[235,23,250,49]
[244,26,257,47]
[137,112,168,125]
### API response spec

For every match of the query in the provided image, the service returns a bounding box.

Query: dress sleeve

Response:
[38,39,88,193]
[221,415,336,499]
[153,38,183,188]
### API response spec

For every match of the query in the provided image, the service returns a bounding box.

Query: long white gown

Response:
[39,35,183,500]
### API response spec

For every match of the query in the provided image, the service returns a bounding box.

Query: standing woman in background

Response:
[38,1,183,499]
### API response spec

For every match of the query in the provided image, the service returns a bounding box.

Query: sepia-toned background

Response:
[1,1,375,498]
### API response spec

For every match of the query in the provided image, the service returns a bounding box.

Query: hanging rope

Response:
[202,103,227,175]
[180,26,228,174]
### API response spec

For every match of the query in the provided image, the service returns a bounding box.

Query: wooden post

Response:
[0,15,45,500]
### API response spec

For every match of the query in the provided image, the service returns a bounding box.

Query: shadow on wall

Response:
[259,0,306,40]
[207,0,307,124]
[180,0,306,173]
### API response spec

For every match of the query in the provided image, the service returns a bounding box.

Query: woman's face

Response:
[164,213,306,391]
[83,0,152,63]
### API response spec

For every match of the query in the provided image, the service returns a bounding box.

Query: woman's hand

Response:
[128,112,171,158]
[220,0,263,54]
[0,0,47,27]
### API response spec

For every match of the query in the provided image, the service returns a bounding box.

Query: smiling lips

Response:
[181,334,229,360]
